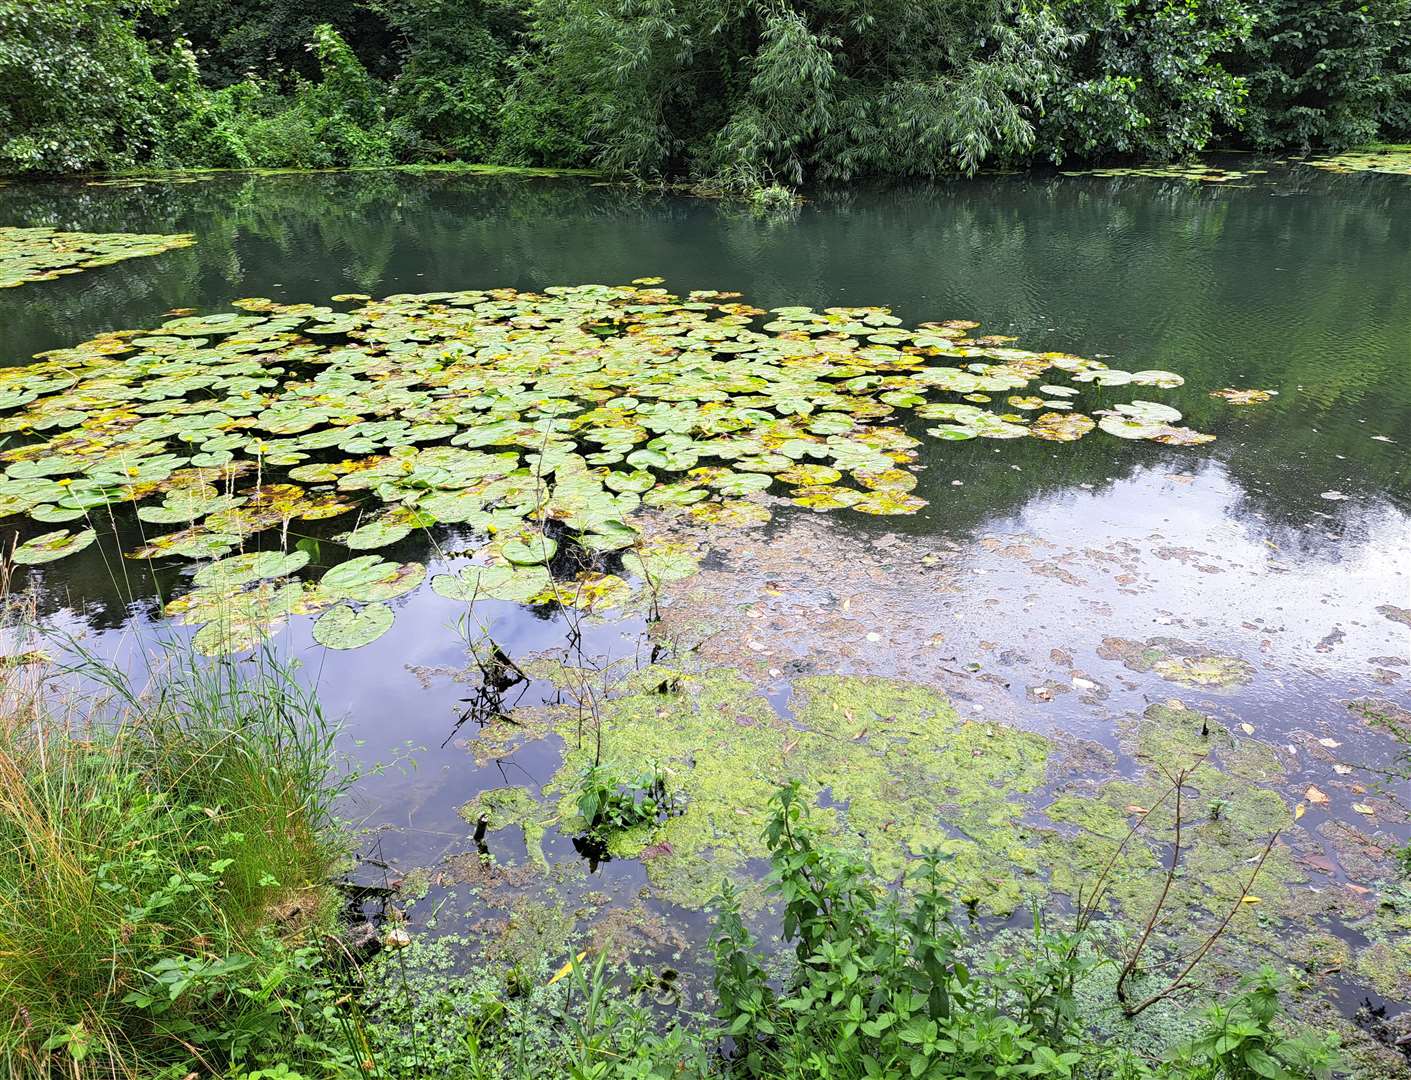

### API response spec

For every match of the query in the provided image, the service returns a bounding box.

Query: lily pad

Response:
[622,542,701,584]
[687,499,772,527]
[193,550,310,588]
[500,534,559,565]
[312,602,395,649]
[1029,412,1095,442]
[320,556,426,601]
[10,528,96,564]
[431,563,554,604]
[341,520,412,550]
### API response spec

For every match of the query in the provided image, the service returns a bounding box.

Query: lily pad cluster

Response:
[1058,163,1254,183]
[0,282,1206,651]
[1302,147,1411,177]
[0,227,196,288]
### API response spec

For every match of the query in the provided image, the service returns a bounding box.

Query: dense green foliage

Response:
[2,0,1409,179]
[0,641,345,1078]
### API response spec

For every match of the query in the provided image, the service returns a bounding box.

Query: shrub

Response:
[156,40,256,169]
[1036,0,1254,163]
[1236,0,1411,151]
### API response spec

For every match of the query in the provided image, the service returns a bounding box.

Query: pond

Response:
[1,164,1409,1061]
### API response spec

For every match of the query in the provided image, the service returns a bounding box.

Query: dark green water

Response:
[1,166,1408,1023]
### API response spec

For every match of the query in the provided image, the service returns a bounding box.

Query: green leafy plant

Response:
[1173,967,1342,1079]
[575,762,679,839]
[712,781,1128,1079]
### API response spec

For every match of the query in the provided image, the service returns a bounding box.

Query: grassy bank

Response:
[0,636,347,1079]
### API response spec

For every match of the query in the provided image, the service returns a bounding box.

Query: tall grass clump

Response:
[0,629,347,1079]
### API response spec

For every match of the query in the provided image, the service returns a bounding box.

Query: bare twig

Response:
[1121,827,1282,1017]
[1116,764,1191,1006]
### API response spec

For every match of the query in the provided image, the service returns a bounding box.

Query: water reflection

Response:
[1,168,1408,1014]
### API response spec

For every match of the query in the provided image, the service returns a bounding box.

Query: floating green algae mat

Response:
[486,668,1055,911]
[0,227,195,288]
[460,668,1411,1013]
[0,282,1211,653]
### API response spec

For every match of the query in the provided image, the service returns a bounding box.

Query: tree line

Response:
[2,0,1409,182]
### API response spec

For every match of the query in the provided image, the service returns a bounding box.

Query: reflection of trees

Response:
[1,162,1407,611]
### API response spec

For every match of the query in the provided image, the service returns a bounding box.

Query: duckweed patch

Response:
[459,786,552,871]
[0,226,194,288]
[1046,701,1300,934]
[534,669,1052,911]
[0,283,1210,654]
[450,668,1411,1016]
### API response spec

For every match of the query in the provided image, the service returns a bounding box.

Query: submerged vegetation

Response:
[2,0,1410,181]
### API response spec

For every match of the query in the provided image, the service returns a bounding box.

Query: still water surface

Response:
[1,165,1408,1024]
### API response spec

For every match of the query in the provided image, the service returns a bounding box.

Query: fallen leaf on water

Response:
[1240,723,1255,735]
[1125,805,1150,815]
[1304,786,1329,805]
[1333,764,1353,775]
[1351,803,1375,816]
[1210,388,1277,406]
[385,928,411,950]
[548,951,590,985]
[1241,896,1262,904]
[1317,737,1341,748]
